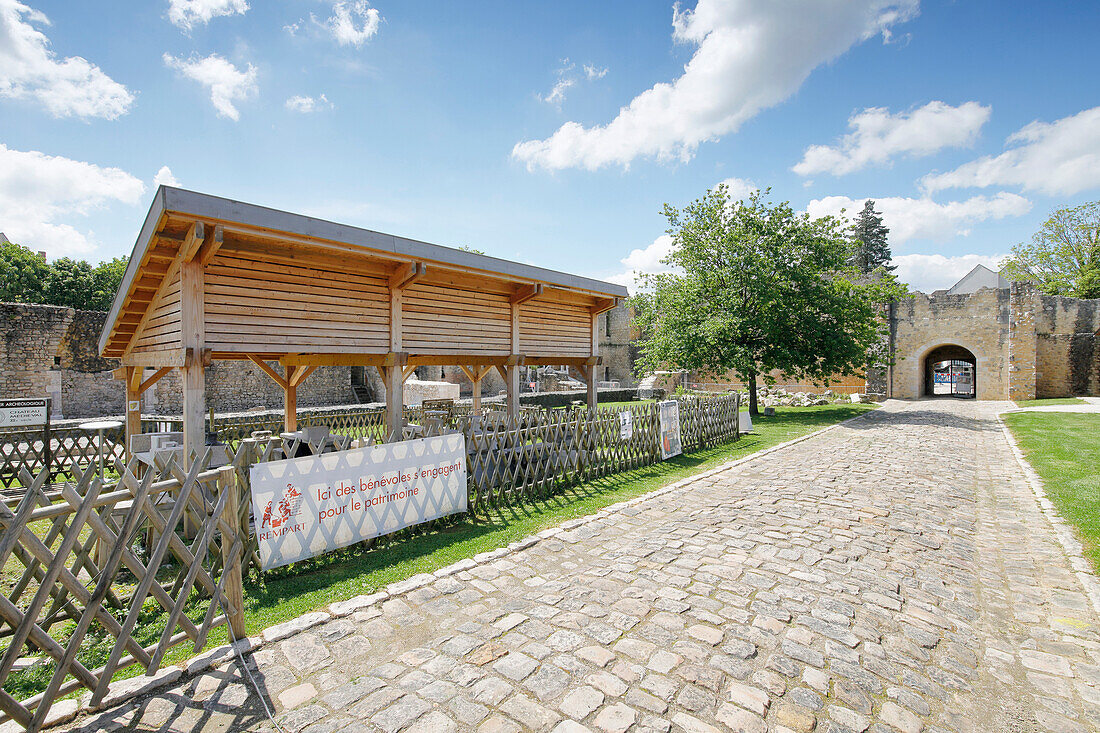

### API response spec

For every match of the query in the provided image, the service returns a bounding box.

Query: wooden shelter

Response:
[99,187,627,461]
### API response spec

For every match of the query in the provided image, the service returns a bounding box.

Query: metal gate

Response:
[931,359,975,397]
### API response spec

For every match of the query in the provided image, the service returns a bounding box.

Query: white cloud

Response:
[717,177,757,202]
[513,0,918,171]
[604,234,678,292]
[805,193,1031,244]
[322,1,381,47]
[166,0,248,30]
[892,252,1007,294]
[163,53,257,120]
[793,100,990,177]
[542,76,575,107]
[0,0,134,119]
[153,165,179,187]
[921,106,1100,197]
[286,93,333,113]
[0,144,145,257]
[584,64,608,80]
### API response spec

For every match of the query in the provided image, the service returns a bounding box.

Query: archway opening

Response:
[923,344,977,398]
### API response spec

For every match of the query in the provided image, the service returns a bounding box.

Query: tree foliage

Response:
[850,199,893,274]
[631,185,904,414]
[1000,201,1100,299]
[0,241,128,310]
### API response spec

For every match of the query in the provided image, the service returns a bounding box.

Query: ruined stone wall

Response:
[1034,293,1100,397]
[889,288,1012,400]
[146,363,355,415]
[599,302,636,387]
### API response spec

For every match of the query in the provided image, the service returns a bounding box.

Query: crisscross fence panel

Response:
[0,425,126,491]
[0,452,246,732]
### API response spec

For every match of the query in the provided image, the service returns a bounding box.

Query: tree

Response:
[89,256,129,310]
[1000,201,1100,298]
[850,199,893,274]
[43,258,97,309]
[0,241,49,303]
[631,185,904,414]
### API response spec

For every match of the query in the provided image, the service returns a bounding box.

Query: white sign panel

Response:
[619,411,633,440]
[0,399,48,428]
[658,400,682,460]
[249,433,468,570]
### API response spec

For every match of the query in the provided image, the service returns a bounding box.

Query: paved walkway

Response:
[60,400,1100,733]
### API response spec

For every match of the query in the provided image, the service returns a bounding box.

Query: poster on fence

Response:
[619,411,633,440]
[249,433,467,570]
[658,400,682,460]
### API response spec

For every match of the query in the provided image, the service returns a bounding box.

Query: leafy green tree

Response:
[0,240,50,303]
[90,256,129,310]
[631,185,904,414]
[1000,201,1100,298]
[43,257,97,309]
[850,199,893,274]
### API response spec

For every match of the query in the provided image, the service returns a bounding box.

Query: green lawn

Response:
[1004,412,1100,571]
[4,402,874,701]
[1013,397,1086,408]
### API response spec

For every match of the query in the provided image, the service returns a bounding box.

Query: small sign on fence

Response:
[619,411,633,440]
[249,433,468,570]
[0,398,48,428]
[658,400,682,460]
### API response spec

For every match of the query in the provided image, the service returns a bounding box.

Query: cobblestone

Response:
[58,401,1100,732]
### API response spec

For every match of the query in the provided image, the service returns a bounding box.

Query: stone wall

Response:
[1033,293,1100,397]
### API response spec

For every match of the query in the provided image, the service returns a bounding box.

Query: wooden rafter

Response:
[181,221,206,263]
[589,297,620,315]
[279,352,406,368]
[246,355,289,389]
[389,261,427,290]
[510,283,543,305]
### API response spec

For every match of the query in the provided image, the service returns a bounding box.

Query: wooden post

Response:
[180,223,207,468]
[586,364,598,411]
[506,365,520,423]
[284,366,298,433]
[219,466,246,639]
[379,366,403,439]
[472,373,482,412]
[125,367,141,460]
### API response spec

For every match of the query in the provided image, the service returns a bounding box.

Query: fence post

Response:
[218,466,247,639]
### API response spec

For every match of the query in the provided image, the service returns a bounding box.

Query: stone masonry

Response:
[57,400,1100,733]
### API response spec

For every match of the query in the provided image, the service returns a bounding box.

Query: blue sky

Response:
[1,0,1098,293]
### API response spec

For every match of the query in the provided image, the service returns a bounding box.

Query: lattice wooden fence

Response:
[0,453,246,732]
[0,425,126,491]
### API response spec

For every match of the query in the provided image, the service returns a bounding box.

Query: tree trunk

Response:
[748,371,759,416]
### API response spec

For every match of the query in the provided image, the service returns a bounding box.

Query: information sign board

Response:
[658,400,682,460]
[0,399,48,428]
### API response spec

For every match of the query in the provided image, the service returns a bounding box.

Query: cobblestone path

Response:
[63,400,1100,733]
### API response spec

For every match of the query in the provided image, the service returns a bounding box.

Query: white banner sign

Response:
[249,433,468,570]
[658,400,682,460]
[619,411,633,440]
[0,399,48,428]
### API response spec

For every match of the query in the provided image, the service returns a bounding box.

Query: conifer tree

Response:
[850,199,893,274]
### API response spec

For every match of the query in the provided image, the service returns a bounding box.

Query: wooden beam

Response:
[509,283,543,306]
[279,352,405,367]
[402,365,417,382]
[247,355,289,389]
[378,365,404,439]
[524,355,602,367]
[196,224,224,267]
[121,349,188,368]
[388,261,427,290]
[125,367,140,460]
[586,364,597,411]
[290,365,317,388]
[138,367,173,395]
[181,221,206,263]
[505,365,520,423]
[589,297,620,316]
[458,365,493,412]
[284,366,298,432]
[180,248,206,468]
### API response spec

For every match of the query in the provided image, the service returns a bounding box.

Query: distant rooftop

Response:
[0,232,9,244]
[946,264,1010,295]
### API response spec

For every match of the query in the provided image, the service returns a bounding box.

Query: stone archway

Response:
[922,344,978,398]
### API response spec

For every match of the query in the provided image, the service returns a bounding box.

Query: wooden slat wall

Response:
[203,246,390,352]
[130,270,182,353]
[519,300,592,357]
[403,282,512,354]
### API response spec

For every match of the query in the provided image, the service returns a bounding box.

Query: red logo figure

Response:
[261,484,301,529]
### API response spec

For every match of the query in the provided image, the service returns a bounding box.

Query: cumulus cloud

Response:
[604,234,678,292]
[921,106,1100,197]
[153,165,179,187]
[805,193,1031,244]
[323,1,381,47]
[793,100,990,177]
[513,0,918,171]
[286,93,333,113]
[163,53,257,120]
[892,252,1007,294]
[717,177,757,202]
[0,0,134,119]
[166,0,248,30]
[0,143,145,256]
